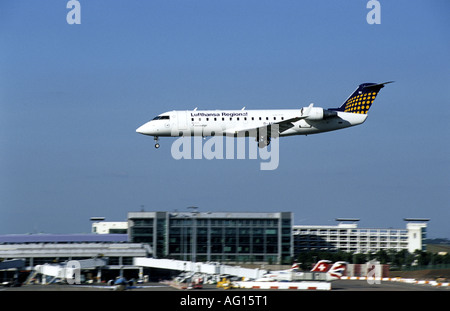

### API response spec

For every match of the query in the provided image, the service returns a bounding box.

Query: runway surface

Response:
[1,279,448,291]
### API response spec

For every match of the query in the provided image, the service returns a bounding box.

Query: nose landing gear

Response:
[154,136,160,149]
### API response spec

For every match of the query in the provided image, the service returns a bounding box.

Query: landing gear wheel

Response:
[258,141,270,148]
[257,136,271,148]
[155,143,160,149]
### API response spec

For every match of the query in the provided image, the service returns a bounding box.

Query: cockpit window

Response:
[152,115,170,120]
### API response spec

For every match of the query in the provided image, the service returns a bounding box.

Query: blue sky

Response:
[1,1,449,238]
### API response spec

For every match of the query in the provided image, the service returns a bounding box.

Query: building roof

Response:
[128,211,292,219]
[0,233,128,244]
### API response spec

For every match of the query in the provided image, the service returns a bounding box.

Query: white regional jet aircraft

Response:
[136,82,392,148]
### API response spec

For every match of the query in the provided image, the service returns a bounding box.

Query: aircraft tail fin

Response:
[290,262,300,271]
[311,260,332,272]
[333,81,393,114]
[327,261,347,279]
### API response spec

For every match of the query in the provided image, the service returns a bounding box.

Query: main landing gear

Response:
[257,135,271,148]
[154,136,160,149]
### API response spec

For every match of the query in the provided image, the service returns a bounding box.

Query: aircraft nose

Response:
[136,122,155,135]
[136,125,145,134]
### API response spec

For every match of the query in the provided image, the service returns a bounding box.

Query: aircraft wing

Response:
[276,116,305,133]
[228,115,306,137]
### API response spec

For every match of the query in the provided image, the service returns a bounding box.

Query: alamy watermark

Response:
[64,260,81,284]
[66,0,81,25]
[66,1,381,26]
[170,125,280,171]
[366,0,381,25]
[366,260,382,285]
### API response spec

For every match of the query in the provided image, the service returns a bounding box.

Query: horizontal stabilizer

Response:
[363,81,394,89]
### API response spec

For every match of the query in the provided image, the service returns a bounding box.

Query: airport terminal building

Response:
[127,211,293,264]
[0,212,429,271]
[0,234,151,267]
[125,212,428,263]
[293,218,429,255]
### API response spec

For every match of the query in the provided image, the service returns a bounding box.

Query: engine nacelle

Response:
[305,107,337,120]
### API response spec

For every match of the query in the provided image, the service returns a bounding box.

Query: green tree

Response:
[374,250,389,264]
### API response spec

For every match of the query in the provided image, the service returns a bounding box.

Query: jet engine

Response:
[304,107,337,120]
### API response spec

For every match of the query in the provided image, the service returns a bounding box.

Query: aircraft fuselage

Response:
[136,109,368,138]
